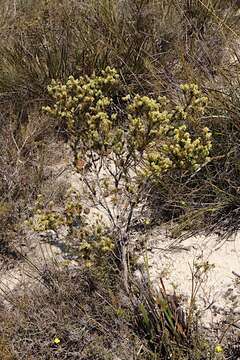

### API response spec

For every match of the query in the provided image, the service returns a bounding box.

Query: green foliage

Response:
[29,190,115,267]
[41,67,212,268]
[132,278,214,359]
[44,66,212,178]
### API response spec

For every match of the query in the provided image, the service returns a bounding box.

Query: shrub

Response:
[38,67,212,291]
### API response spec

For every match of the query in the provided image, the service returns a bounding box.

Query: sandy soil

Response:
[0,238,63,304]
[136,227,240,328]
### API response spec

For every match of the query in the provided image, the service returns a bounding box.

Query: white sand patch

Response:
[137,228,240,327]
[0,239,64,304]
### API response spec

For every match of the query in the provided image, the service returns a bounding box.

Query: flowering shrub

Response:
[43,67,211,176]
[42,67,212,273]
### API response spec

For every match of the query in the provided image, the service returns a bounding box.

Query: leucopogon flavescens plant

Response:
[40,67,212,289]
